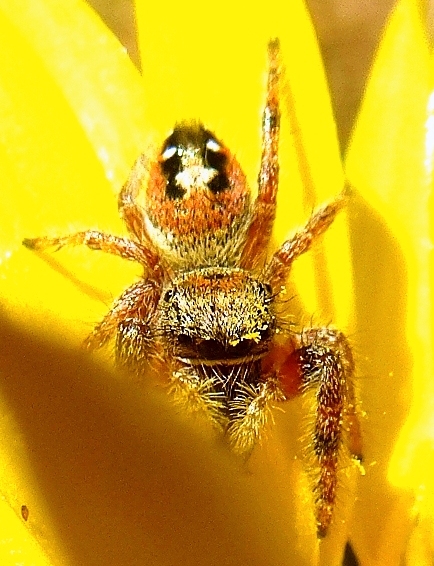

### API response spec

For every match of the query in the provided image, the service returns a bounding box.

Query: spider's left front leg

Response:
[273,327,361,537]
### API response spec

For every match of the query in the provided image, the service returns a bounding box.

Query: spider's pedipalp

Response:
[84,279,161,353]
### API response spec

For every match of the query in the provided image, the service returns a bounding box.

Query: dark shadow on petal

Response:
[0,311,317,566]
[343,541,360,566]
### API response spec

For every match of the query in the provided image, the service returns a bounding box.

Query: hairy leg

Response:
[263,192,347,290]
[23,230,160,272]
[241,38,281,269]
[118,154,153,246]
[279,327,360,537]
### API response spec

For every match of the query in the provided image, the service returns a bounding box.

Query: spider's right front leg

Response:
[269,327,362,537]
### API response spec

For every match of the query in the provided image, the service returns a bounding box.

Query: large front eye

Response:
[205,138,226,170]
[262,282,273,295]
[160,144,179,176]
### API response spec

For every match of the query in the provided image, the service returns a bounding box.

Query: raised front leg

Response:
[241,38,281,269]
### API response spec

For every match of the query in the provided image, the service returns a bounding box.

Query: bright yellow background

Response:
[0,0,350,564]
[1,0,432,564]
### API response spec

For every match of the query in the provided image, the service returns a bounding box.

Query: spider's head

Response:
[158,267,276,364]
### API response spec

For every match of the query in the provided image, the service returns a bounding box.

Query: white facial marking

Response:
[175,166,216,194]
[167,146,216,195]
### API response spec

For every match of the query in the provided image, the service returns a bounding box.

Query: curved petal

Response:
[0,0,147,563]
[0,0,147,344]
[345,0,432,563]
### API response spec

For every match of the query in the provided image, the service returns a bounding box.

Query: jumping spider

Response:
[24,39,362,537]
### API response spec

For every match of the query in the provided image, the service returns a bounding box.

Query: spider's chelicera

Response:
[24,39,362,537]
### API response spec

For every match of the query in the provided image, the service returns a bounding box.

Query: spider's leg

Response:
[23,230,160,272]
[118,154,153,245]
[263,192,347,290]
[241,38,281,268]
[276,327,360,537]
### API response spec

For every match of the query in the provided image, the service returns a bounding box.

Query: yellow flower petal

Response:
[0,0,361,564]
[0,0,147,345]
[0,499,53,566]
[0,0,151,563]
[346,0,432,563]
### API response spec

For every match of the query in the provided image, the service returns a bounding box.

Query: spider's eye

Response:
[160,144,186,200]
[205,138,225,169]
[160,145,180,177]
[259,326,272,341]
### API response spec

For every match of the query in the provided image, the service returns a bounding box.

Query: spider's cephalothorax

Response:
[24,39,362,538]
